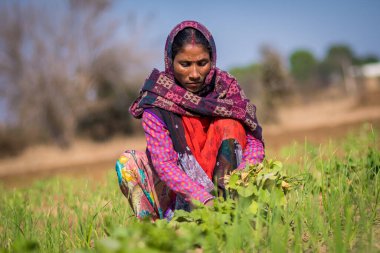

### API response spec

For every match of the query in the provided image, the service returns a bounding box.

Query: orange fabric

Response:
[182,116,247,179]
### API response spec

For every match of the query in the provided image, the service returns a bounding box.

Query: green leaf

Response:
[263,178,276,190]
[236,184,257,197]
[271,188,286,207]
[248,201,259,214]
[258,189,271,204]
[227,173,240,189]
[173,210,194,222]
[272,161,283,169]
[263,172,278,181]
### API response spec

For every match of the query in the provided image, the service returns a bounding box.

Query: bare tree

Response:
[260,45,289,123]
[0,0,151,149]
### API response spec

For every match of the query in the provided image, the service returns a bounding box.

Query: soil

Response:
[1,91,380,188]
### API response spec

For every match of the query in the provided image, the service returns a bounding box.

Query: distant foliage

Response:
[260,46,290,122]
[230,46,291,123]
[0,0,151,152]
[231,43,379,109]
[290,50,318,86]
[230,63,263,99]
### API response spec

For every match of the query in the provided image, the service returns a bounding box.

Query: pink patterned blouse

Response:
[142,111,265,205]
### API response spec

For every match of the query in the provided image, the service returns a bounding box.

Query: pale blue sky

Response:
[115,0,380,70]
[1,1,379,122]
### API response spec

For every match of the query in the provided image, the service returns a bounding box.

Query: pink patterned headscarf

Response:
[129,21,262,140]
[163,20,216,86]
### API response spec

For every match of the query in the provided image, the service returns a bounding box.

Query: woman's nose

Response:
[189,66,201,80]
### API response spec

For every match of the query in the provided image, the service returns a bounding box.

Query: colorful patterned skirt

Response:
[115,139,241,221]
[115,150,176,220]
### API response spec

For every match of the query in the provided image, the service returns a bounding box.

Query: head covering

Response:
[129,20,262,140]
[164,20,216,87]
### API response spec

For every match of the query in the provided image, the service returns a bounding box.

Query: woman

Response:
[115,20,264,220]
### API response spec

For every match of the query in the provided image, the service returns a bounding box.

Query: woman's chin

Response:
[187,88,200,93]
[186,85,205,93]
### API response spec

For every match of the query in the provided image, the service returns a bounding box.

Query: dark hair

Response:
[171,28,212,60]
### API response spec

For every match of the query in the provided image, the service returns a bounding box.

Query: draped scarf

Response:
[129,20,262,141]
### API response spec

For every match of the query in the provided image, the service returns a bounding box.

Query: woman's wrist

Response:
[203,196,215,206]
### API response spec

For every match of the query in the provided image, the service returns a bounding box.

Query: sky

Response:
[115,0,380,70]
[1,0,380,122]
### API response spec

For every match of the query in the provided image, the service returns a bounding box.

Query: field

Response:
[1,93,380,252]
[0,124,379,252]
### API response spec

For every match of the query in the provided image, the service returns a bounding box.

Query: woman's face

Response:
[173,43,211,93]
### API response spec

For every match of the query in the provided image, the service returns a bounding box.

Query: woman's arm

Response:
[142,111,214,204]
[237,131,265,170]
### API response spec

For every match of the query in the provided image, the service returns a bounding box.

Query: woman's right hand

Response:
[204,199,214,207]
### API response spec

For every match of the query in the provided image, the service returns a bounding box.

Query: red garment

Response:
[182,116,247,179]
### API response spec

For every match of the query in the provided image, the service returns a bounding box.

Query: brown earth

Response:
[1,92,380,188]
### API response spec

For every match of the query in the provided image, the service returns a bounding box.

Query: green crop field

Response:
[1,124,379,253]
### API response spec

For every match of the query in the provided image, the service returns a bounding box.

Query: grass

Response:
[0,124,379,252]
[0,174,133,252]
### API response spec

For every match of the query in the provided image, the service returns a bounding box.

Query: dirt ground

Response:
[1,91,380,188]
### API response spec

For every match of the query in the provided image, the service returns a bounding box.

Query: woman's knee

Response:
[116,150,150,182]
[116,150,139,185]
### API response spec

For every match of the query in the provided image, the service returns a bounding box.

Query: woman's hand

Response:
[204,199,214,207]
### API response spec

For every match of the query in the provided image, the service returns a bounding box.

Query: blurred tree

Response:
[76,45,147,141]
[289,49,317,86]
[0,0,113,147]
[353,54,379,66]
[229,63,266,122]
[316,60,331,87]
[325,44,355,93]
[323,44,354,83]
[229,63,262,99]
[0,0,150,152]
[326,44,354,66]
[260,45,289,122]
[320,46,379,81]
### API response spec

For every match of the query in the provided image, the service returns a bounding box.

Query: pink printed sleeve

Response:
[237,132,265,170]
[142,111,214,204]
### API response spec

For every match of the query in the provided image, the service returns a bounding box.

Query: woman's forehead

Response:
[165,21,217,71]
[175,44,210,61]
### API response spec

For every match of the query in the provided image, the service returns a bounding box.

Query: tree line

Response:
[0,0,378,157]
[0,0,152,156]
[230,45,379,123]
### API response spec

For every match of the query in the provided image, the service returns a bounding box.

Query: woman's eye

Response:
[180,62,190,67]
[198,60,209,66]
